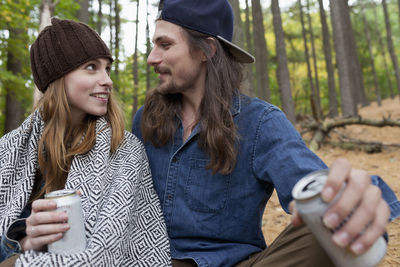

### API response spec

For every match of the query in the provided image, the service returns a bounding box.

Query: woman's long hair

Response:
[141,28,243,175]
[33,76,124,199]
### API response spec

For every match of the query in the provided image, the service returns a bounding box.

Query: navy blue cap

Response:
[158,0,255,63]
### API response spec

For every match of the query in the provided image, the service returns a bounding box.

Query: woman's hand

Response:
[20,199,70,252]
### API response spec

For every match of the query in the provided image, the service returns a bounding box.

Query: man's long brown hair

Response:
[33,77,125,200]
[141,28,243,174]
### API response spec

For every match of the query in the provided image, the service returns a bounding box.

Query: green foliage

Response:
[114,50,158,130]
[54,0,80,20]
[0,0,42,135]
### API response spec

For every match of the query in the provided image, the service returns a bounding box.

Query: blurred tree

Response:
[361,1,381,106]
[306,0,321,116]
[372,2,393,99]
[229,0,253,96]
[96,0,103,34]
[114,0,120,91]
[251,0,270,101]
[271,0,296,123]
[33,0,58,107]
[330,0,358,117]
[382,0,400,97]
[299,0,320,121]
[77,0,90,23]
[132,0,139,118]
[318,0,338,117]
[3,0,31,133]
[145,0,150,92]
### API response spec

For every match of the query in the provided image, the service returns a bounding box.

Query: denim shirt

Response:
[0,206,30,262]
[132,94,400,267]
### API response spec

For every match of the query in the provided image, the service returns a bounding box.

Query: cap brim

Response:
[217,35,255,63]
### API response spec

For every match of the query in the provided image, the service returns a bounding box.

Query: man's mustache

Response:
[154,66,171,74]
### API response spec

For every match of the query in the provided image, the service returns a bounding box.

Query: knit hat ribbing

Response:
[30,18,113,92]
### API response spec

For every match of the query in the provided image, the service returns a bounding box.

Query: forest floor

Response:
[261,96,400,266]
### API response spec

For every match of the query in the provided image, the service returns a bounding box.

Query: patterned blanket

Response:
[0,110,171,266]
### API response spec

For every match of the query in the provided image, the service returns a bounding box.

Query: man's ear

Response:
[202,37,217,61]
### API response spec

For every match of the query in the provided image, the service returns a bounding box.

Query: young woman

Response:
[0,18,170,266]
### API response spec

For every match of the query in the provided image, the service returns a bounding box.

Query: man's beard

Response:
[156,80,183,95]
[154,66,199,95]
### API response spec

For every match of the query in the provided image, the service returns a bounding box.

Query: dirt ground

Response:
[262,96,400,266]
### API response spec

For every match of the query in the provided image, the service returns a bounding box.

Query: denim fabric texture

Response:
[0,216,28,262]
[132,94,400,267]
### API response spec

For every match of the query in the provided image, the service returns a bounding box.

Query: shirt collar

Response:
[231,93,241,116]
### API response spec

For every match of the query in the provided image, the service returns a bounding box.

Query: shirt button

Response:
[168,194,173,200]
[172,156,177,163]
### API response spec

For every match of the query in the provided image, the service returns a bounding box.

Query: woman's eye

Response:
[86,64,96,71]
[106,66,111,75]
[161,42,170,48]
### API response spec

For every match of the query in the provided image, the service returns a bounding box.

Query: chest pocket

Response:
[184,158,231,213]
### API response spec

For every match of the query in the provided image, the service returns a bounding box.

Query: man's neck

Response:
[180,84,204,141]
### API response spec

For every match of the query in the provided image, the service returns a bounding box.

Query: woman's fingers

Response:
[21,232,64,251]
[22,198,70,252]
[26,222,70,238]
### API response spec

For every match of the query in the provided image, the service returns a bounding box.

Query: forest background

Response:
[2,0,400,134]
[1,0,400,266]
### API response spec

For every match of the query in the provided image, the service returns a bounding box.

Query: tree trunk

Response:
[373,2,394,99]
[398,0,400,32]
[108,0,113,55]
[330,0,357,117]
[318,0,338,117]
[132,0,139,119]
[271,0,296,124]
[229,0,253,96]
[114,0,120,92]
[251,0,270,101]
[97,0,103,34]
[4,28,26,133]
[299,0,320,121]
[33,0,57,108]
[77,0,90,23]
[306,0,322,116]
[382,0,400,96]
[244,0,255,96]
[346,2,368,107]
[245,0,253,54]
[146,0,150,92]
[361,1,381,106]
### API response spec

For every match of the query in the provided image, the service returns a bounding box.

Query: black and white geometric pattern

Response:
[0,110,171,266]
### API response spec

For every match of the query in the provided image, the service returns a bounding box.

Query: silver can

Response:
[44,189,86,254]
[292,170,387,267]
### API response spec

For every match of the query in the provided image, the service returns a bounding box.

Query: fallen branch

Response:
[300,116,400,151]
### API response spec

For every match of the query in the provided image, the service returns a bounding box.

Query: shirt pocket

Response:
[184,158,231,213]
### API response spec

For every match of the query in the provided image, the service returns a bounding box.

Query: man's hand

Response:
[20,199,70,252]
[290,158,390,255]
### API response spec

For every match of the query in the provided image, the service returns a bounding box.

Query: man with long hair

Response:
[132,1,399,266]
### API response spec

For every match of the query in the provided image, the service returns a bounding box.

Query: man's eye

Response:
[106,66,111,75]
[161,43,170,48]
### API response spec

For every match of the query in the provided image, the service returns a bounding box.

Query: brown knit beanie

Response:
[30,18,113,92]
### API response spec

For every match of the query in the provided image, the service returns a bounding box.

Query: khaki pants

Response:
[0,254,19,267]
[172,224,335,267]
